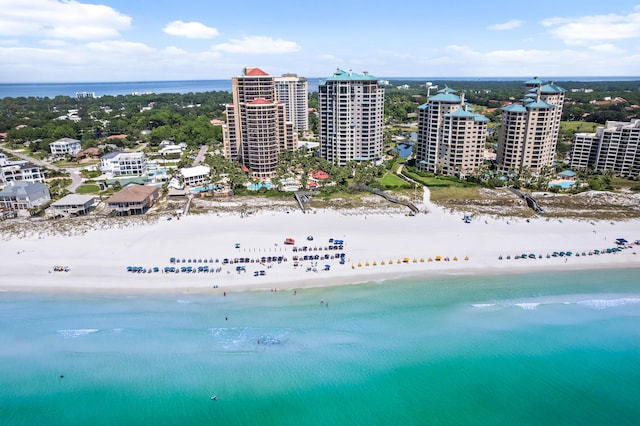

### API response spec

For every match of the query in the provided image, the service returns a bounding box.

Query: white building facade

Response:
[318,69,385,166]
[100,152,148,177]
[275,73,309,133]
[0,153,46,185]
[570,119,640,177]
[50,137,81,156]
[180,165,211,187]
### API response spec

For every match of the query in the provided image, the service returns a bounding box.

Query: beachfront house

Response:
[50,137,82,157]
[180,165,210,188]
[104,184,160,216]
[48,194,96,217]
[0,154,46,185]
[0,181,51,215]
[100,152,148,177]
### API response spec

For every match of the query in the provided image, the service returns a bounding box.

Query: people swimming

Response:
[211,395,217,400]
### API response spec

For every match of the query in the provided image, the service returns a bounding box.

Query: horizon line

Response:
[2,75,640,85]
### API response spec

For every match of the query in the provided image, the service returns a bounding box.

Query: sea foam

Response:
[576,298,640,310]
[57,329,99,338]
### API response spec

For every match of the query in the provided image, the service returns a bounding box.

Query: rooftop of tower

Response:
[323,68,380,82]
[243,67,269,76]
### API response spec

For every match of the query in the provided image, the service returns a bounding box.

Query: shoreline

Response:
[2,192,639,294]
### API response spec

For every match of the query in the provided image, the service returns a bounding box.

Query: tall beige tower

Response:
[415,87,488,177]
[223,67,297,177]
[496,78,565,174]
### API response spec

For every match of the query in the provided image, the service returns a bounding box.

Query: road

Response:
[65,167,85,192]
[1,144,84,192]
[193,145,208,166]
[0,144,60,171]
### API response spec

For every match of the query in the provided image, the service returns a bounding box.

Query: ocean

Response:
[1,76,639,99]
[1,268,639,425]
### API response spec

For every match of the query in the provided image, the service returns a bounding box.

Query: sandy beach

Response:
[2,189,639,293]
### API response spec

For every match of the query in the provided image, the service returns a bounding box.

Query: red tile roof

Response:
[249,98,271,105]
[245,67,268,76]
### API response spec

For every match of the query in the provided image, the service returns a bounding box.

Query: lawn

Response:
[76,184,101,194]
[560,121,598,132]
[377,172,412,189]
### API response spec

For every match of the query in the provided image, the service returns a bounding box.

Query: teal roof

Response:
[322,68,379,82]
[438,86,457,93]
[474,113,489,123]
[446,108,476,118]
[525,77,544,85]
[418,103,429,110]
[525,100,554,109]
[502,104,528,113]
[445,108,488,123]
[429,92,460,102]
[540,83,566,93]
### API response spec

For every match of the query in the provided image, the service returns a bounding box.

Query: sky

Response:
[1,0,640,83]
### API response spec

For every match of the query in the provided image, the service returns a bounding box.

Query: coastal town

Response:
[3,2,640,424]
[1,69,639,292]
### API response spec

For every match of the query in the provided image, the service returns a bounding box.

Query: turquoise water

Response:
[1,268,639,425]
[549,181,576,189]
[247,182,273,191]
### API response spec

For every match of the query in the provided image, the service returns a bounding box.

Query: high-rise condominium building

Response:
[318,69,385,166]
[496,78,565,174]
[415,87,489,177]
[570,119,640,177]
[223,67,297,178]
[274,74,308,133]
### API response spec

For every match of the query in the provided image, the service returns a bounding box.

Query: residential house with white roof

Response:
[0,153,46,185]
[50,137,81,156]
[180,165,210,187]
[49,194,96,217]
[100,152,148,177]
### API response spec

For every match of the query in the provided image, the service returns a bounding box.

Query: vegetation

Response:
[2,79,639,206]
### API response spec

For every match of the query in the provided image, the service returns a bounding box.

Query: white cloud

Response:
[0,38,20,46]
[488,20,524,31]
[542,8,640,44]
[163,46,187,55]
[588,44,626,54]
[0,0,131,40]
[163,21,219,39]
[84,40,155,55]
[40,39,68,47]
[213,36,300,54]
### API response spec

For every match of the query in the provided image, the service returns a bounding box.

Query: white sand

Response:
[2,189,639,293]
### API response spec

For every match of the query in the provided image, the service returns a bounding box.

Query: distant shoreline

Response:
[2,76,639,99]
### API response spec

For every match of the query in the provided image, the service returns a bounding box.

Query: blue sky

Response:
[1,0,639,82]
